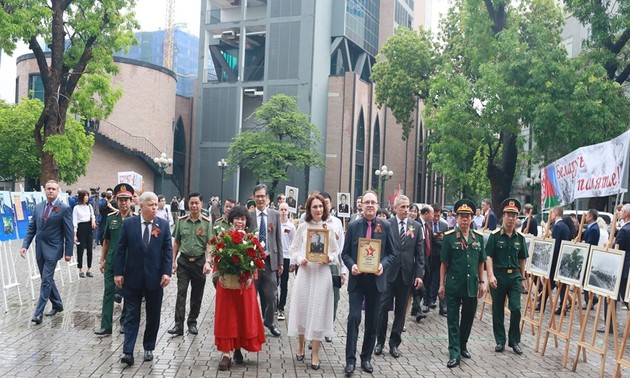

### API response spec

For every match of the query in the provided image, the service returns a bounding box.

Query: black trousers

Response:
[76,221,93,269]
[123,285,163,354]
[376,271,411,348]
[346,276,380,364]
[277,258,290,311]
[174,255,207,327]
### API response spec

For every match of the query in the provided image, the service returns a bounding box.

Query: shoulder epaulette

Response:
[517,231,526,238]
[201,215,211,222]
[474,229,485,236]
[108,210,120,216]
[179,214,189,220]
[491,229,501,234]
[444,229,455,236]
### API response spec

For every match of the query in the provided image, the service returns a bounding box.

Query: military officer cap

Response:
[454,198,475,214]
[113,183,134,199]
[246,200,256,209]
[501,198,521,214]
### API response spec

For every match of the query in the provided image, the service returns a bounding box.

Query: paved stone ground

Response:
[0,242,628,377]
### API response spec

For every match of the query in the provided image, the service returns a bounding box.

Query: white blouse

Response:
[72,204,94,229]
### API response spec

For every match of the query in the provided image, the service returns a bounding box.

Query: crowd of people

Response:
[21,180,630,374]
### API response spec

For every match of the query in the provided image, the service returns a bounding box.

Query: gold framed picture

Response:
[306,228,329,263]
[357,237,382,273]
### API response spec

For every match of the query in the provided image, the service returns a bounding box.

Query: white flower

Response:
[261,241,266,248]
[250,261,254,266]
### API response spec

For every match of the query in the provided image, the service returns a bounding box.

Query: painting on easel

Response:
[555,241,590,287]
[526,237,555,278]
[584,247,625,299]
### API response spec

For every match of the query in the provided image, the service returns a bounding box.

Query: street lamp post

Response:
[153,152,173,194]
[374,165,394,208]
[525,171,541,210]
[217,158,227,201]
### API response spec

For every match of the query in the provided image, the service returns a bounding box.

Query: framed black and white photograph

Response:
[555,241,590,286]
[337,192,351,218]
[306,228,329,263]
[285,185,299,214]
[526,237,555,278]
[585,246,625,299]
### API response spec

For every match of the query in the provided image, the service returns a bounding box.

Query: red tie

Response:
[366,220,372,239]
[425,225,431,257]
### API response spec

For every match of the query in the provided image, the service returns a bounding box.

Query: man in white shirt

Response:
[277,202,295,321]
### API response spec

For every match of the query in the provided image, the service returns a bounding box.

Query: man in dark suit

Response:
[481,199,498,230]
[114,191,173,366]
[338,194,350,214]
[342,190,395,375]
[253,184,284,337]
[428,203,450,315]
[520,203,538,236]
[20,180,74,325]
[582,208,600,310]
[538,206,571,313]
[375,194,424,358]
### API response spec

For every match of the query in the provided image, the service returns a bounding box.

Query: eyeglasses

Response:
[363,200,377,205]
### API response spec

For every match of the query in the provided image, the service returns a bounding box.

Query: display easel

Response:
[541,281,585,367]
[572,292,618,377]
[520,273,552,352]
[613,305,630,377]
[0,241,22,312]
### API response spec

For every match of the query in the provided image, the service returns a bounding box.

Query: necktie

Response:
[425,224,431,257]
[259,213,267,248]
[366,220,372,239]
[399,220,405,242]
[433,221,437,233]
[142,222,150,248]
[42,202,52,225]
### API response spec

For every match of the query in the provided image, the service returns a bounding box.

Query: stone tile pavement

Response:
[0,243,628,377]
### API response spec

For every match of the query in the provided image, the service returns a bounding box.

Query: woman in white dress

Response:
[287,193,338,370]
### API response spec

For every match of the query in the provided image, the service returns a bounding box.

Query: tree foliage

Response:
[0,98,94,184]
[372,0,629,213]
[0,0,138,183]
[227,94,325,197]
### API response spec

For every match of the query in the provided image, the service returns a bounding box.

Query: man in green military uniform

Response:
[438,199,486,368]
[168,193,213,336]
[486,198,528,355]
[94,183,134,335]
[213,198,235,232]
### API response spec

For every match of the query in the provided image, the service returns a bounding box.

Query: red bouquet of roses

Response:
[210,229,266,287]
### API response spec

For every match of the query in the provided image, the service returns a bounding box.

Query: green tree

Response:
[0,0,138,183]
[0,98,94,183]
[227,94,325,197]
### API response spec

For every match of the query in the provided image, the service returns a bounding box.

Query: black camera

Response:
[90,187,100,195]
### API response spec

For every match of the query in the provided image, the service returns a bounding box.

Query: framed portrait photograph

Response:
[526,237,555,278]
[584,246,625,299]
[306,228,329,263]
[357,237,382,273]
[285,185,299,214]
[554,241,591,286]
[337,192,351,218]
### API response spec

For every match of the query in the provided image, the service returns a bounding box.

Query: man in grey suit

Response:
[253,184,283,337]
[20,180,74,325]
[375,195,424,358]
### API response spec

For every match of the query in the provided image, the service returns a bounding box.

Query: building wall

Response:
[15,56,178,196]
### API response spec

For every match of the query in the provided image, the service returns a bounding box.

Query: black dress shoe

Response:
[268,325,281,337]
[218,356,231,371]
[45,307,63,316]
[416,313,427,322]
[554,307,562,315]
[461,350,471,359]
[439,309,447,317]
[121,354,134,366]
[311,362,320,370]
[360,360,373,373]
[325,336,332,342]
[374,343,383,355]
[94,328,112,335]
[495,344,505,352]
[188,325,198,335]
[390,346,401,358]
[114,293,123,303]
[31,315,42,325]
[429,302,437,309]
[167,325,184,336]
[344,362,355,375]
[511,343,523,355]
[446,358,460,368]
[233,349,244,364]
[143,350,153,361]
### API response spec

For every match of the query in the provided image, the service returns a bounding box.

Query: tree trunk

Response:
[487,133,518,220]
